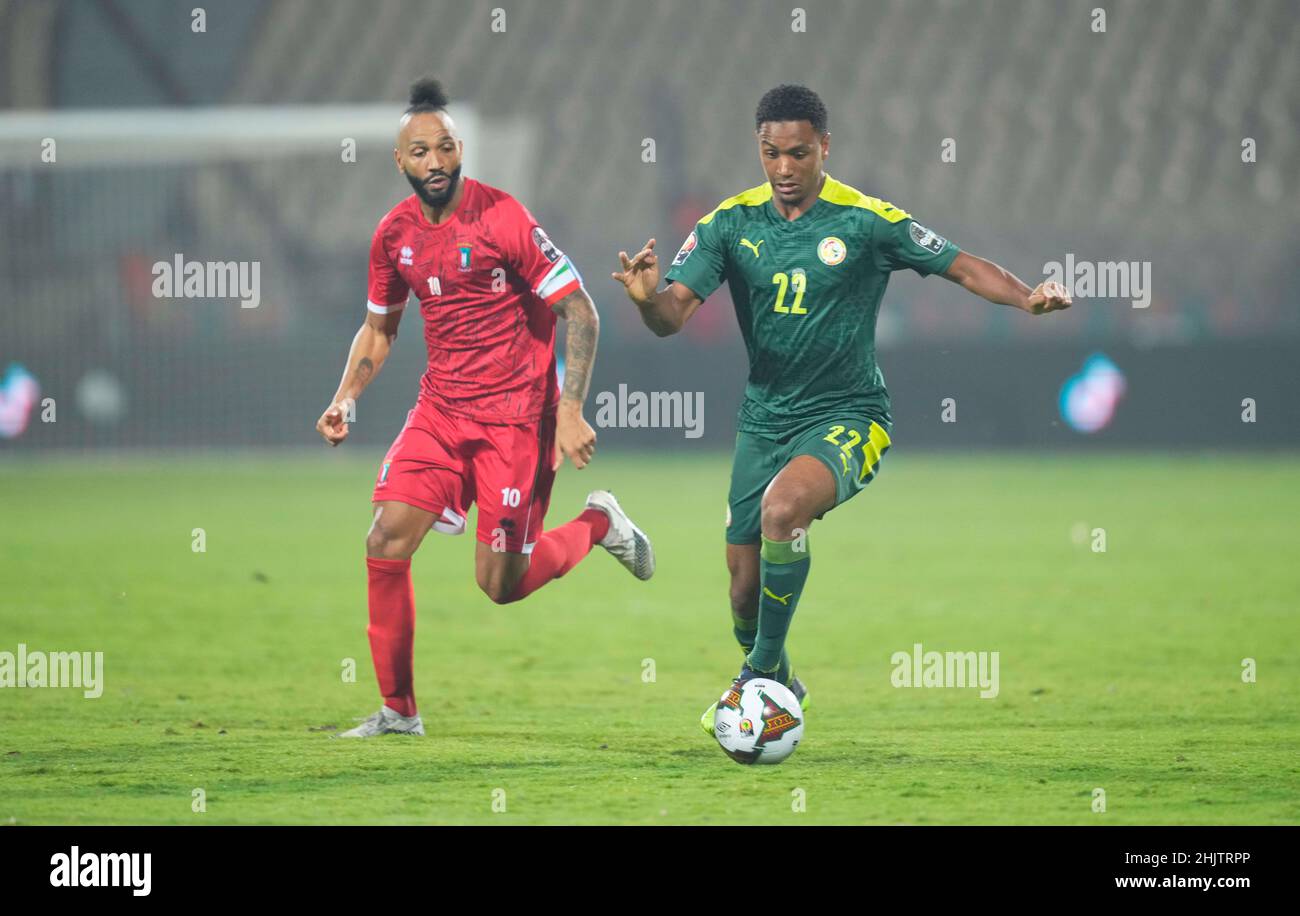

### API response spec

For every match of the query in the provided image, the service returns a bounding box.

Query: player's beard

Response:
[406,165,462,208]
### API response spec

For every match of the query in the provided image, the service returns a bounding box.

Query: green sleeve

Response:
[664,216,729,300]
[872,215,961,277]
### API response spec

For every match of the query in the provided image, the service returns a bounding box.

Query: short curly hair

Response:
[755,84,828,134]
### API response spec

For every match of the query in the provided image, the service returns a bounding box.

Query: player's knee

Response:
[476,570,521,605]
[479,582,516,605]
[729,583,759,617]
[760,491,806,538]
[365,521,415,559]
[727,564,760,616]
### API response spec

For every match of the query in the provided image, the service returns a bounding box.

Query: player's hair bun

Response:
[407,77,449,111]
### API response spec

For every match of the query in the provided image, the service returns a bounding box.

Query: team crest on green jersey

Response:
[817,236,846,265]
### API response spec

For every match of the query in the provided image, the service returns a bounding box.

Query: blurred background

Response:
[0,0,1297,452]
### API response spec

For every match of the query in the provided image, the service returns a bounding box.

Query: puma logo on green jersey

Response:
[739,238,764,258]
[763,586,793,605]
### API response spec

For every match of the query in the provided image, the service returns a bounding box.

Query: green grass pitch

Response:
[1,452,1297,825]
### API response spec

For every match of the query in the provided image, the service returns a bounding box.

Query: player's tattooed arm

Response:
[612,239,704,336]
[315,309,402,446]
[942,251,1072,315]
[553,288,599,404]
[551,289,599,469]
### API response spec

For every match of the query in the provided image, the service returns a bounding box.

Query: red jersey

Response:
[366,178,583,423]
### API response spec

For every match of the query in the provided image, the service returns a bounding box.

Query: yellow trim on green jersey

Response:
[698,176,910,227]
[697,182,773,225]
[818,176,911,223]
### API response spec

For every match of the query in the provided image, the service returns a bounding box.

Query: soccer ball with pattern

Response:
[712,678,804,765]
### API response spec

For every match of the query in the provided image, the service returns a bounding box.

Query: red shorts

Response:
[372,399,556,554]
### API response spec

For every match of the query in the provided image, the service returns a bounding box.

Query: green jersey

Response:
[665,175,960,436]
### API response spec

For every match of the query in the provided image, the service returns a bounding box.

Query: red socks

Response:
[366,557,416,717]
[506,509,609,602]
[363,510,608,713]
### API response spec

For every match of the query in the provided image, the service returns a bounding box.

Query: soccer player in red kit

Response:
[316,79,654,738]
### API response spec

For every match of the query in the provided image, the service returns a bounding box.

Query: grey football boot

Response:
[335,706,425,738]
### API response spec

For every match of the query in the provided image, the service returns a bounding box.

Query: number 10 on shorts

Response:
[501,487,522,507]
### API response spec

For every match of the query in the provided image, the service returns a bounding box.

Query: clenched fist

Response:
[1026,280,1072,315]
[316,398,355,447]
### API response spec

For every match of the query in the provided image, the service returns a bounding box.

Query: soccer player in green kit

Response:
[611,85,1073,734]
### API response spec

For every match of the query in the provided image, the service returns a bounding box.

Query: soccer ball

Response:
[712,678,804,765]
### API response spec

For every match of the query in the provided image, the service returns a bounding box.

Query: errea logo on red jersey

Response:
[399,246,414,266]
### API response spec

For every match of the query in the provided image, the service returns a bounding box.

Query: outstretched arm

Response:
[315,309,402,446]
[612,239,704,337]
[551,288,600,469]
[943,251,1072,315]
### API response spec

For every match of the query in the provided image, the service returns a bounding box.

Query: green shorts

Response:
[726,415,892,545]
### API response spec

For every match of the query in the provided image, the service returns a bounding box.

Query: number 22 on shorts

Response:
[823,423,890,481]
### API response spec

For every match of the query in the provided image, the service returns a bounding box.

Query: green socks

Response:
[732,611,791,685]
[746,534,811,675]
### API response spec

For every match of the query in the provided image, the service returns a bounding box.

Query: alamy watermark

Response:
[1043,254,1151,308]
[152,254,261,309]
[593,384,703,439]
[891,642,999,699]
[49,847,150,896]
[0,644,104,698]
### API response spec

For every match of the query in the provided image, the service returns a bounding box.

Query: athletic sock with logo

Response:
[746,535,811,676]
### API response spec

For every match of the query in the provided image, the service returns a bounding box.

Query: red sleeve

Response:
[497,197,583,307]
[366,221,410,314]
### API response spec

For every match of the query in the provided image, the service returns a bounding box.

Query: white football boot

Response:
[335,706,425,738]
[585,490,655,581]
